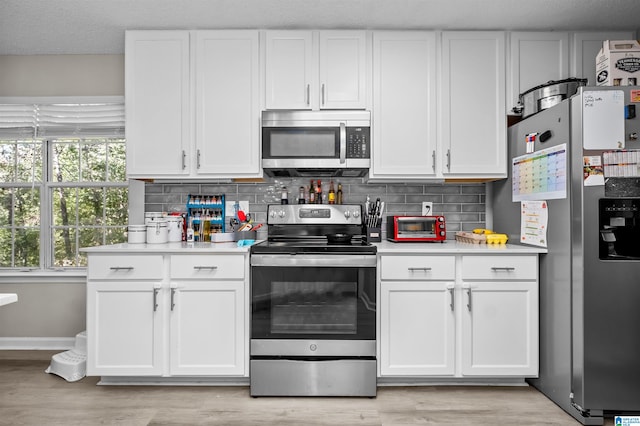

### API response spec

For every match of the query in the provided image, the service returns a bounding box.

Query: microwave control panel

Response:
[346,127,370,159]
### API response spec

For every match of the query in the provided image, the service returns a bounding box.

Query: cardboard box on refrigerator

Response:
[596,40,640,86]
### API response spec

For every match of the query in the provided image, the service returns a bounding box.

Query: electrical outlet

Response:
[225,200,249,217]
[422,202,433,216]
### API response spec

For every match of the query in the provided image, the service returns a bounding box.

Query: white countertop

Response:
[0,293,18,306]
[375,240,547,254]
[81,240,546,255]
[81,241,256,254]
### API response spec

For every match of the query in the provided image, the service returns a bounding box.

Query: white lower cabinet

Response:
[379,253,539,379]
[86,252,248,378]
[380,280,455,376]
[460,255,539,377]
[87,280,164,376]
[169,254,246,376]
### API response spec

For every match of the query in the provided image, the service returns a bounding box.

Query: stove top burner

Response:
[252,204,377,255]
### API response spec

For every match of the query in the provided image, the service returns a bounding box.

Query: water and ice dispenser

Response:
[599,198,640,260]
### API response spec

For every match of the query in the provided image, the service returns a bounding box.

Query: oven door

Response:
[250,254,376,342]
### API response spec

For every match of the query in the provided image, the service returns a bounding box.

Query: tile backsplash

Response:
[144,178,486,240]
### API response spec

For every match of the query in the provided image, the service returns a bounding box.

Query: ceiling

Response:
[1,0,639,55]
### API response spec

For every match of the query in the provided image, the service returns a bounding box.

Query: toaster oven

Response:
[387,216,446,242]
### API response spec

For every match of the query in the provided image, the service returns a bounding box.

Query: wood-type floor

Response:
[0,350,613,426]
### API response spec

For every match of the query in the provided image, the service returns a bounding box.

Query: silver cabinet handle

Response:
[153,287,160,312]
[466,288,472,311]
[193,266,218,270]
[432,150,436,172]
[197,149,201,169]
[446,149,451,171]
[339,122,346,164]
[490,267,516,272]
[448,286,455,311]
[182,150,186,170]
[306,84,310,106]
[109,266,133,271]
[171,288,176,311]
[321,83,325,106]
[408,267,432,271]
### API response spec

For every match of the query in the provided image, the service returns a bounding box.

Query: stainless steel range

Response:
[249,204,377,397]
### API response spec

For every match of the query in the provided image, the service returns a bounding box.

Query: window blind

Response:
[0,100,125,138]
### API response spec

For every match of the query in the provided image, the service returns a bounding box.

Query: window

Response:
[0,99,126,271]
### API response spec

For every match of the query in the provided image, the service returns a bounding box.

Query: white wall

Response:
[0,54,124,96]
[0,54,124,347]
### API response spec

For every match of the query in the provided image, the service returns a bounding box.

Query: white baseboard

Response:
[0,337,75,350]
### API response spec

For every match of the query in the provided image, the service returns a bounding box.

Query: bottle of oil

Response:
[337,182,343,204]
[309,180,315,204]
[316,179,322,204]
[328,180,336,204]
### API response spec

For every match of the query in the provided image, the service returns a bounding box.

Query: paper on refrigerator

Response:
[520,200,548,248]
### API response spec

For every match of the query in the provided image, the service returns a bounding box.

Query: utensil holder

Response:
[366,227,381,243]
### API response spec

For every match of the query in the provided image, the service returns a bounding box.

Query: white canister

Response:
[146,220,168,244]
[144,212,164,224]
[166,216,184,242]
[127,225,147,244]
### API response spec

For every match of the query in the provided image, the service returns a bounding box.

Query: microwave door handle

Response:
[339,122,346,164]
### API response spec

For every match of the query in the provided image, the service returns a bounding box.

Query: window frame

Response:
[0,96,128,276]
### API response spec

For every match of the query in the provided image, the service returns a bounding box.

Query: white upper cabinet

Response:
[265,30,367,110]
[572,31,636,86]
[126,31,191,178]
[370,31,437,179]
[194,31,260,177]
[440,31,507,178]
[508,32,570,112]
[125,30,261,180]
[319,32,368,109]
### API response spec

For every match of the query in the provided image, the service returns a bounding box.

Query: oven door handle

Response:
[251,254,376,268]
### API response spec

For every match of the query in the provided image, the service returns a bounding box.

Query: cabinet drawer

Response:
[170,254,245,280]
[88,255,164,280]
[462,255,537,280]
[380,255,455,280]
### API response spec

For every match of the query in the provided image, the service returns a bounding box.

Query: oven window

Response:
[398,218,436,236]
[251,266,375,340]
[263,128,339,158]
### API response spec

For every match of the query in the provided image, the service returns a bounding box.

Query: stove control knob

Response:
[352,210,360,218]
[309,344,317,352]
[270,210,277,218]
[278,210,286,218]
[344,210,351,218]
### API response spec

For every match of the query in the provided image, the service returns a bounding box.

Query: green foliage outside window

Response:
[0,138,128,269]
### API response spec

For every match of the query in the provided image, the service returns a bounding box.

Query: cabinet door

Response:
[87,281,164,376]
[195,31,261,177]
[508,32,570,112]
[125,31,190,178]
[440,31,506,178]
[265,31,314,110]
[169,280,245,376]
[461,281,538,376]
[319,31,367,109]
[371,32,437,179]
[572,31,636,86]
[379,281,455,376]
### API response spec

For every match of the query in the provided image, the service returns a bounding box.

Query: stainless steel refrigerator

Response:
[491,86,640,425]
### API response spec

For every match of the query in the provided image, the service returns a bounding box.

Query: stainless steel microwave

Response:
[261,110,370,177]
